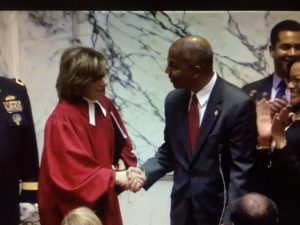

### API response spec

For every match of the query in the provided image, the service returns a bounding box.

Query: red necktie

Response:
[188,94,200,154]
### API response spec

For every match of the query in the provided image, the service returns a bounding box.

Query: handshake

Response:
[115,167,147,193]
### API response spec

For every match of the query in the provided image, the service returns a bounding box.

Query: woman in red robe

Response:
[38,46,137,225]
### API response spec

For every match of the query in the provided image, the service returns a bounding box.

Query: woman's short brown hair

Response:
[56,46,108,103]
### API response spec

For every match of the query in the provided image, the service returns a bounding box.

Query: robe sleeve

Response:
[43,114,116,210]
[110,102,137,167]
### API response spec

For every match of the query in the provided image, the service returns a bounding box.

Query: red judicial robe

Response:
[38,97,137,225]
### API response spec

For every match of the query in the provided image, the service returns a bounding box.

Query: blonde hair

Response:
[61,207,103,225]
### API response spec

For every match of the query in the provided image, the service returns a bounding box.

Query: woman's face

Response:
[82,75,108,100]
[288,61,300,107]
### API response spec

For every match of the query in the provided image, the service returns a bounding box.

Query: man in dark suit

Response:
[128,35,257,225]
[0,76,39,224]
[242,20,300,103]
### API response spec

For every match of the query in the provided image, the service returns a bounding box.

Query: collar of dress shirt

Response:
[190,71,217,109]
[83,97,107,126]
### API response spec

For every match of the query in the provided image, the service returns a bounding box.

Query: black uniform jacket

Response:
[0,77,39,225]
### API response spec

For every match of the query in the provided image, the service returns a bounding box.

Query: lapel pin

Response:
[214,110,218,116]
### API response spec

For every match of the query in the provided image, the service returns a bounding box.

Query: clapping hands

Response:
[272,105,293,148]
[256,97,292,149]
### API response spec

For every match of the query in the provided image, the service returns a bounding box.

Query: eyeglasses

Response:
[285,76,300,85]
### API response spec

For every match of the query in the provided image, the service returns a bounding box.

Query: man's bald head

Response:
[231,193,278,225]
[170,35,213,70]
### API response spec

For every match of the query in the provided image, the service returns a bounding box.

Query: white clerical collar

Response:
[83,97,107,126]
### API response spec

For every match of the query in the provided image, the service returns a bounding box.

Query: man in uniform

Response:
[0,75,39,224]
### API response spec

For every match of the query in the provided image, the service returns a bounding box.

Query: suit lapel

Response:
[261,74,273,99]
[191,77,223,161]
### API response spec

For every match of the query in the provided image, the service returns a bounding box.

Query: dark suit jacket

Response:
[241,74,273,99]
[0,77,39,225]
[141,76,257,225]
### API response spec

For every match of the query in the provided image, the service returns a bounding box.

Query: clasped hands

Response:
[115,167,147,193]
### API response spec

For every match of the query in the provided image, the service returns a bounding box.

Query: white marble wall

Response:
[2,11,300,163]
[1,11,300,225]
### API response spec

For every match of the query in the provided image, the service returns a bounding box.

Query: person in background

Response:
[38,46,137,225]
[128,35,257,225]
[242,19,300,196]
[0,75,39,224]
[255,58,300,225]
[257,59,300,225]
[231,193,278,225]
[242,19,300,107]
[61,207,103,225]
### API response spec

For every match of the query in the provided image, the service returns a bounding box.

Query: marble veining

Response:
[1,11,300,165]
[1,10,300,225]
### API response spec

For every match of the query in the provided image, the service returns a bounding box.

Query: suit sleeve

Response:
[223,98,257,223]
[141,94,175,189]
[18,85,39,203]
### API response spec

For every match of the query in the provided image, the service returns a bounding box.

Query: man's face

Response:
[270,31,300,77]
[165,46,195,90]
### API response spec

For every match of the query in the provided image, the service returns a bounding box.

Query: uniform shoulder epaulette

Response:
[15,78,25,86]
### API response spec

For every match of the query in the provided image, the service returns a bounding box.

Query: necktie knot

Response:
[275,80,286,99]
[190,94,198,110]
